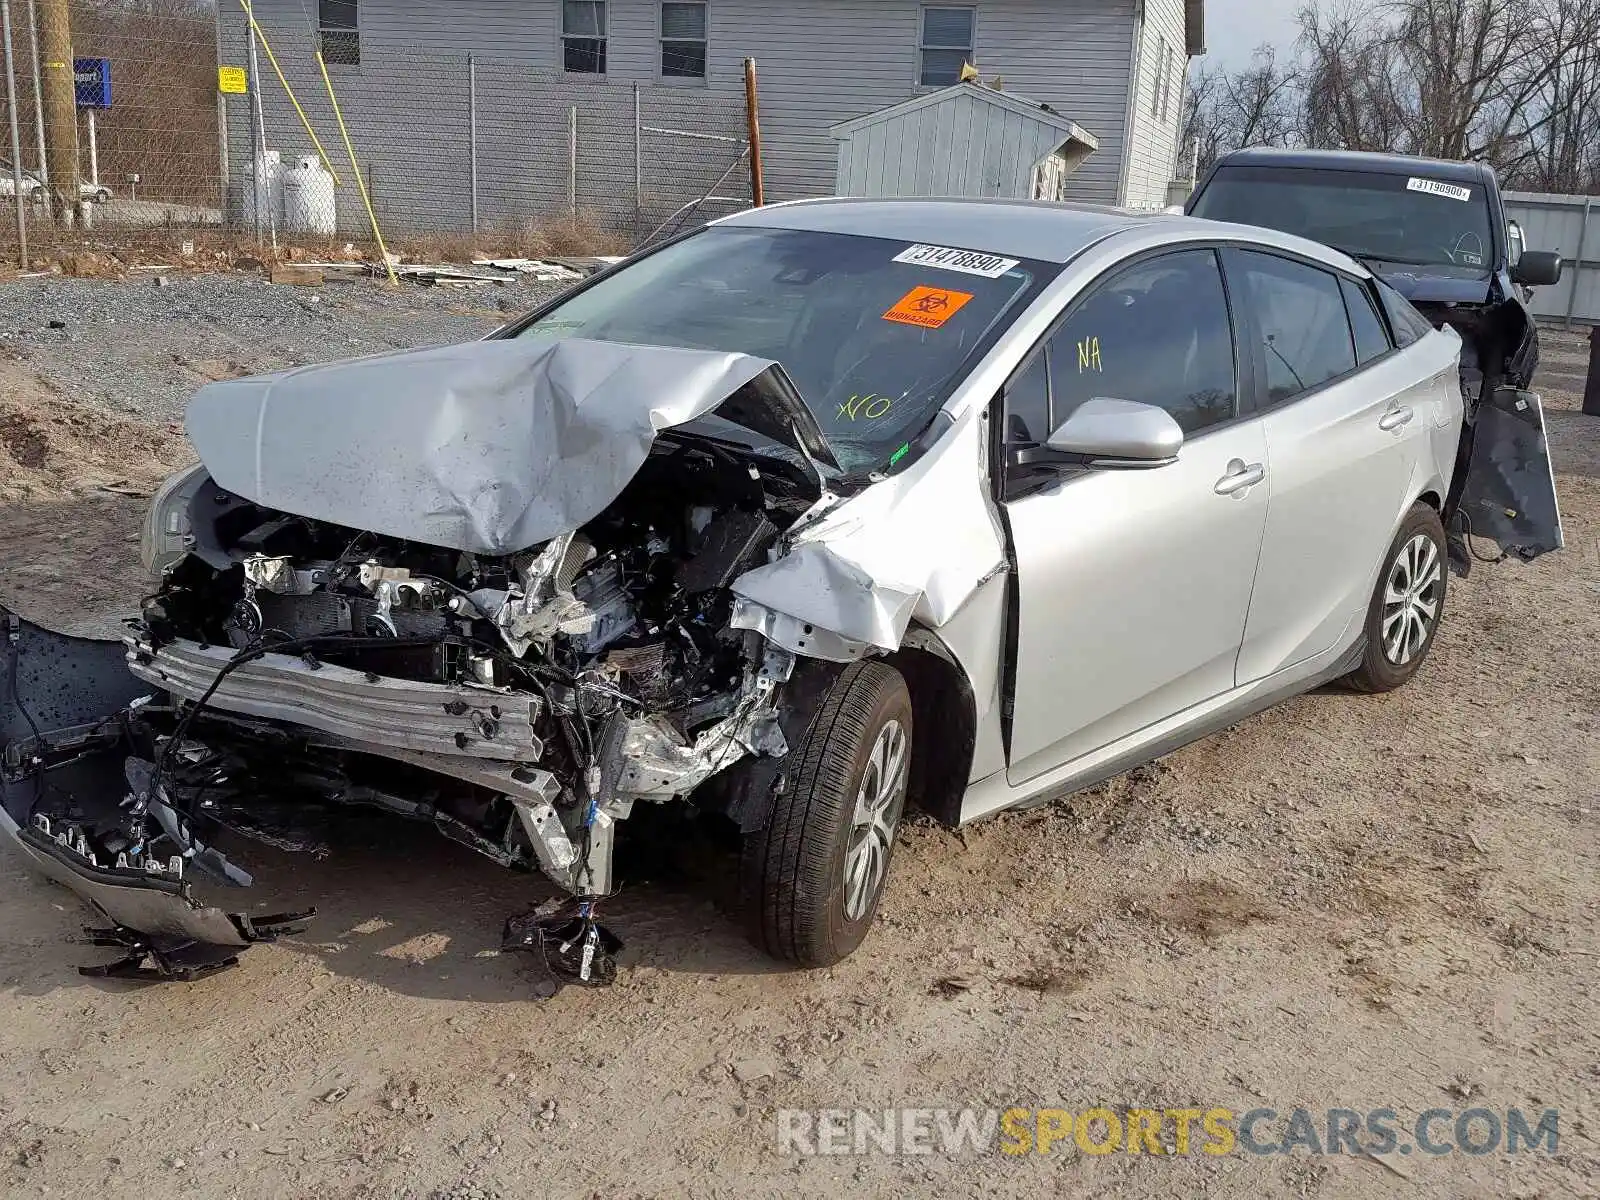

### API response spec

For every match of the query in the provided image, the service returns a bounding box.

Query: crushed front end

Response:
[1,338,840,993]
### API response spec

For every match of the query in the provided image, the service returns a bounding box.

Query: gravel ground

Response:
[0,272,565,422]
[0,279,1596,1200]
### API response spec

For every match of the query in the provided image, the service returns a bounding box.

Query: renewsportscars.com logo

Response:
[776,1107,1561,1158]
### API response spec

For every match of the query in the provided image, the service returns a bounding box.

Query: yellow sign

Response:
[217,65,248,94]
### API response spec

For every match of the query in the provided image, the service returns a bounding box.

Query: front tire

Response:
[1345,503,1448,693]
[740,662,912,967]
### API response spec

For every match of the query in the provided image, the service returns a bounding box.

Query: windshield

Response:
[513,226,1054,473]
[1190,166,1495,274]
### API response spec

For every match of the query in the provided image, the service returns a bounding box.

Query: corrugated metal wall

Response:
[1503,191,1600,325]
[833,91,1082,199]
[221,0,1146,237]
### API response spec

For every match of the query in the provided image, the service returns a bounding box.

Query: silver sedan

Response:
[1,199,1561,988]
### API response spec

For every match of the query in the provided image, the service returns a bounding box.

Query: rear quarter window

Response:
[1374,280,1436,347]
[1342,278,1392,364]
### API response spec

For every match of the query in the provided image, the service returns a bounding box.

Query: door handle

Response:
[1378,405,1415,432]
[1214,460,1265,496]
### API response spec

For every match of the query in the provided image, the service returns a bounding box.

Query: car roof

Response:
[1212,146,1490,184]
[711,196,1367,277]
[713,198,1180,265]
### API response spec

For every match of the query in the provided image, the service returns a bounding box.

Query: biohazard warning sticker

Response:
[883,285,974,328]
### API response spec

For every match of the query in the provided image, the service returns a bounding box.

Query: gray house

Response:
[218,0,1205,237]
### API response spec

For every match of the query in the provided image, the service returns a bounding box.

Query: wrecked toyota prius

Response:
[0,200,1564,991]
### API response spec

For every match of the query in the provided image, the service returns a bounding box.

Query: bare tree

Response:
[1183,46,1300,173]
[1293,0,1600,183]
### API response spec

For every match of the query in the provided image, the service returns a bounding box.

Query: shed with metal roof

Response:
[829,83,1099,203]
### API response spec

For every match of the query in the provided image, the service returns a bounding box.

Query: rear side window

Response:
[1375,279,1435,347]
[1227,250,1356,404]
[1342,277,1391,365]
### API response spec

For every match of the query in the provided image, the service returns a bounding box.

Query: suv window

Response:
[1227,250,1356,404]
[1341,277,1391,365]
[1037,249,1238,437]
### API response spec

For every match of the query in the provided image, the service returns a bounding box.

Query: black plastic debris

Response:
[75,909,312,983]
[503,902,623,998]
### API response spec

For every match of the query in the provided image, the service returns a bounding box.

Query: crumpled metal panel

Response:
[184,338,778,556]
[125,637,544,762]
[729,407,1006,658]
[1458,387,1564,559]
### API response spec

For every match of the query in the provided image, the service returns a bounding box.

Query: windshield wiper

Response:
[1323,244,1451,268]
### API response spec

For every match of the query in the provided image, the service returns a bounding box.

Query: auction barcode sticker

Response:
[1406,177,1472,202]
[893,244,1021,278]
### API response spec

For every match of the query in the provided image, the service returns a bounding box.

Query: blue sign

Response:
[73,57,111,110]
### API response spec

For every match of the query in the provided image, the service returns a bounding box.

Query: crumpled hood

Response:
[186,338,812,555]
[1377,270,1494,307]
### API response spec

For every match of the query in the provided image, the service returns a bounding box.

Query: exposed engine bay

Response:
[6,429,829,992]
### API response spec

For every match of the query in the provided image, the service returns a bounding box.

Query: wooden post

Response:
[743,57,764,207]
[2,0,29,267]
[37,0,77,224]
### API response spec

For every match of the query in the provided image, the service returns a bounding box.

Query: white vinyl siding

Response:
[1123,0,1187,208]
[221,0,1149,228]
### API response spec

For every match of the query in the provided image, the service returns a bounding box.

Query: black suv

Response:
[1187,148,1564,564]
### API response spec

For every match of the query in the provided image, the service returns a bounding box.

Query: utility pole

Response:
[25,0,48,219]
[36,0,76,224]
[3,0,30,267]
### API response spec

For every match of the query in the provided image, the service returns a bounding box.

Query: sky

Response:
[1203,0,1303,68]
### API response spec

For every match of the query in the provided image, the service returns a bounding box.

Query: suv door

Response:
[1225,250,1438,683]
[1001,248,1271,783]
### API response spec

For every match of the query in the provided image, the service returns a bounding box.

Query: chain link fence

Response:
[1,0,223,260]
[1,4,756,262]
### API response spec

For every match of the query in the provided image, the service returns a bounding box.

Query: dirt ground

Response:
[0,283,1595,1199]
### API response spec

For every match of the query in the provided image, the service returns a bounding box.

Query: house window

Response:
[919,6,975,87]
[661,3,707,78]
[563,1,607,74]
[319,0,359,65]
[1160,40,1175,121]
[1150,34,1166,117]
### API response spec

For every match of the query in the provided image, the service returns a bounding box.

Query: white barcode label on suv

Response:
[1406,177,1472,202]
[892,244,1021,278]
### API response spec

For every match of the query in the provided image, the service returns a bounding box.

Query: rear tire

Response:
[1345,503,1448,693]
[739,662,912,967]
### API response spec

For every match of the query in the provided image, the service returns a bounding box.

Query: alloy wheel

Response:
[842,718,909,921]
[1382,532,1442,666]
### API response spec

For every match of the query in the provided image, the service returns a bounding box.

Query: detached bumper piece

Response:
[1457,387,1564,560]
[9,816,312,983]
[77,911,311,982]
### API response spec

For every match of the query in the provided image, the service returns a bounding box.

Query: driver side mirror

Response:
[1512,249,1562,288]
[1012,397,1184,474]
